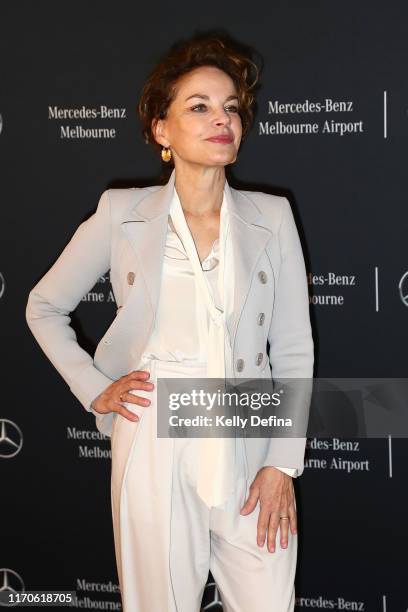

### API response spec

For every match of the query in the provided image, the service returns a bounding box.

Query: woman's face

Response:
[153,65,243,169]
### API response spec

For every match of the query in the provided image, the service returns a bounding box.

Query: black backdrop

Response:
[1,1,407,610]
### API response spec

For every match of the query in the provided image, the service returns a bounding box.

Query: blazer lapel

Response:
[120,170,176,318]
[120,168,273,347]
[224,182,273,346]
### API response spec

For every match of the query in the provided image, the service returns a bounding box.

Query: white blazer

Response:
[25,168,314,481]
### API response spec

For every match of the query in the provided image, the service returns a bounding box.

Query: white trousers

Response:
[110,359,297,612]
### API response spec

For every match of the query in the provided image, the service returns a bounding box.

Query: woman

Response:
[26,33,314,612]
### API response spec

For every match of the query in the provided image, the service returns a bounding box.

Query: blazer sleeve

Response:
[25,190,115,412]
[262,197,314,477]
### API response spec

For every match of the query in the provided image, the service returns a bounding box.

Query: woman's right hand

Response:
[90,370,154,422]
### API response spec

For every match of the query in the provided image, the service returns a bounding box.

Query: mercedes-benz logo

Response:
[201,581,223,610]
[0,569,25,607]
[0,420,23,459]
[0,273,5,299]
[399,271,408,307]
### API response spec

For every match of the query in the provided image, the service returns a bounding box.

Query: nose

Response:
[214,108,232,127]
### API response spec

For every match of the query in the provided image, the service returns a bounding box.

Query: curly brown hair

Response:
[137,31,261,171]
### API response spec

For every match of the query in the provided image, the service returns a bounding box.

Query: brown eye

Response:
[191,104,207,112]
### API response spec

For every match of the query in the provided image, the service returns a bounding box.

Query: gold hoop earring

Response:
[161,147,172,162]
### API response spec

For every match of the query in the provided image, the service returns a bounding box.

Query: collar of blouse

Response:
[165,215,220,271]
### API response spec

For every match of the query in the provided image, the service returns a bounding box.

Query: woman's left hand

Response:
[239,466,297,553]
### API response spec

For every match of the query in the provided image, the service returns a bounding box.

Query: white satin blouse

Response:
[140,214,221,364]
[140,196,296,479]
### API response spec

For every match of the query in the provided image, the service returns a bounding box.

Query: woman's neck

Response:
[174,165,225,217]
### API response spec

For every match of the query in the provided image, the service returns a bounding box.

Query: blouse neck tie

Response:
[169,187,236,508]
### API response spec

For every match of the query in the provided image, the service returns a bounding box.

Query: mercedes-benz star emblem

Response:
[398,271,408,307]
[202,581,223,610]
[0,569,25,608]
[0,420,23,459]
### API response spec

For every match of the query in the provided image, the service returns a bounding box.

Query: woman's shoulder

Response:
[231,185,291,232]
[102,183,161,222]
[107,183,161,201]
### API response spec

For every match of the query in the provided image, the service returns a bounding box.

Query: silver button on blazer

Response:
[25,168,314,482]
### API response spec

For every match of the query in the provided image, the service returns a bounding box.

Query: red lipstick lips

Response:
[206,134,234,143]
